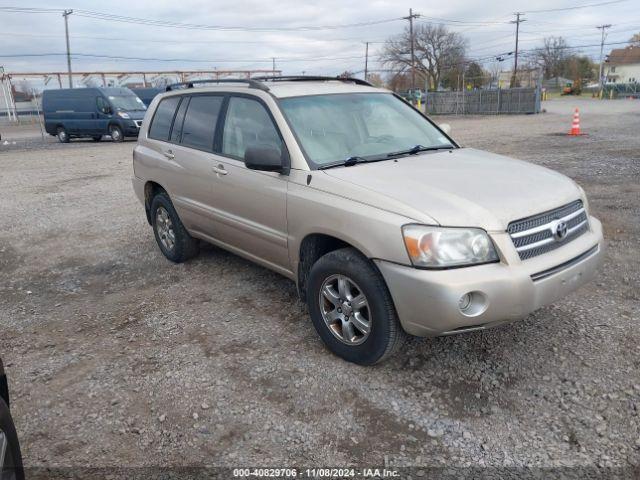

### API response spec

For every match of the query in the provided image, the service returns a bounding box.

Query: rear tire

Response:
[150,191,199,263]
[109,125,124,142]
[0,397,25,480]
[307,247,406,365]
[56,127,69,143]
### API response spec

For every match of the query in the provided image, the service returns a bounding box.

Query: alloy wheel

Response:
[319,274,371,345]
[155,206,175,251]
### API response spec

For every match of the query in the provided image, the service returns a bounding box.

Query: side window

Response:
[222,97,283,159]
[96,96,110,114]
[148,96,180,141]
[170,97,189,143]
[181,95,223,151]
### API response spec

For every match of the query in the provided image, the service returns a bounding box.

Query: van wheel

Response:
[0,397,25,480]
[92,135,102,142]
[56,127,69,143]
[307,248,406,365]
[150,191,199,263]
[109,125,124,142]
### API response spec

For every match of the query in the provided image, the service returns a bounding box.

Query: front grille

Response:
[508,200,589,260]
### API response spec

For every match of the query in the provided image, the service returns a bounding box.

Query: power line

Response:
[523,0,629,14]
[0,31,387,45]
[72,10,403,32]
[0,52,368,63]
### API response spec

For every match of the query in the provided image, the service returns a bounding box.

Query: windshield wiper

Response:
[386,144,454,158]
[318,156,382,170]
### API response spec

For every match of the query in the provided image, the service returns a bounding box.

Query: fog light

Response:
[458,293,472,312]
[458,291,489,317]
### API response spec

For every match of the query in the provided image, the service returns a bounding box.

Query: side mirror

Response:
[439,123,452,135]
[244,145,285,173]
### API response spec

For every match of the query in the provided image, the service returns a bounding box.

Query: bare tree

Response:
[535,37,570,79]
[630,32,640,46]
[380,23,467,90]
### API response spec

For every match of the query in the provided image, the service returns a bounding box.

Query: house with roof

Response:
[604,45,640,84]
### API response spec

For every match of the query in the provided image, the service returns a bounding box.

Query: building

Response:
[604,45,640,84]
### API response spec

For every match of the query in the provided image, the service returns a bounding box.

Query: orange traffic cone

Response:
[568,108,584,136]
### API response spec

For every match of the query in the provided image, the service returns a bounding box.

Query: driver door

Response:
[95,96,112,134]
[207,95,290,272]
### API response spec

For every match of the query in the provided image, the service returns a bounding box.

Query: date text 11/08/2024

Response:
[232,468,400,478]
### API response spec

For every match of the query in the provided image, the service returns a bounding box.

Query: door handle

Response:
[163,150,175,160]
[212,164,228,176]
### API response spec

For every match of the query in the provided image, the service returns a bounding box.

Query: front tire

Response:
[307,248,405,365]
[150,191,199,263]
[0,397,25,480]
[109,125,124,142]
[56,127,69,143]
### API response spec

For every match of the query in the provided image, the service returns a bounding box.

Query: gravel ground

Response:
[0,97,638,476]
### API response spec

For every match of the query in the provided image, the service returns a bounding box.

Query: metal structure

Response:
[0,69,281,120]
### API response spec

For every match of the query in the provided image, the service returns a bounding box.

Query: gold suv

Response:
[132,77,604,364]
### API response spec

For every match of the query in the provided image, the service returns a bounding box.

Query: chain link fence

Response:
[424,87,542,115]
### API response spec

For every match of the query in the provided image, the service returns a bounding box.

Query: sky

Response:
[0,0,638,83]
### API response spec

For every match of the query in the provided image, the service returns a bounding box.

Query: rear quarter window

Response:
[180,95,224,152]
[148,96,181,141]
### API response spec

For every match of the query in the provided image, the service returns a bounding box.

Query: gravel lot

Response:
[0,97,638,476]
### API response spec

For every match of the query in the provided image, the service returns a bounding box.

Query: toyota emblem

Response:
[553,220,568,241]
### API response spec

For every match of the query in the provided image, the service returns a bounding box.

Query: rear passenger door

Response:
[145,94,224,234]
[208,95,290,271]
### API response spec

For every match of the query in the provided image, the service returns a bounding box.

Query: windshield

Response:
[108,95,147,111]
[279,93,454,167]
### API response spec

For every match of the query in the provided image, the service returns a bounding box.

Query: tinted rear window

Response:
[170,97,189,143]
[181,95,224,151]
[148,96,180,141]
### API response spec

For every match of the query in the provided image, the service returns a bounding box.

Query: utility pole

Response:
[510,12,525,88]
[597,24,612,93]
[272,57,276,77]
[403,8,420,94]
[364,42,369,81]
[62,9,73,88]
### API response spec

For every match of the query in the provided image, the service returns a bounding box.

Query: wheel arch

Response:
[296,232,372,301]
[143,181,167,225]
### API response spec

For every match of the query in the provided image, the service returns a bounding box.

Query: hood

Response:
[322,148,582,231]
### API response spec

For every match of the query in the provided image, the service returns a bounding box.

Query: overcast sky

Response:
[0,0,638,81]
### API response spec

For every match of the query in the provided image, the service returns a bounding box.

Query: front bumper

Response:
[123,120,141,136]
[376,216,604,337]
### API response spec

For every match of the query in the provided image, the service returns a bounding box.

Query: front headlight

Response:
[117,111,131,119]
[402,225,499,268]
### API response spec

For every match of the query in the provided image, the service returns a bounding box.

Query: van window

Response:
[222,97,282,159]
[149,96,180,141]
[170,97,189,143]
[96,96,110,114]
[181,95,223,151]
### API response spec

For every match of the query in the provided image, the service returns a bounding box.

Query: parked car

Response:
[132,76,604,365]
[131,87,163,107]
[43,87,146,143]
[0,358,24,480]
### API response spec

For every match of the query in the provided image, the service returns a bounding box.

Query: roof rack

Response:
[165,78,269,92]
[252,75,373,87]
